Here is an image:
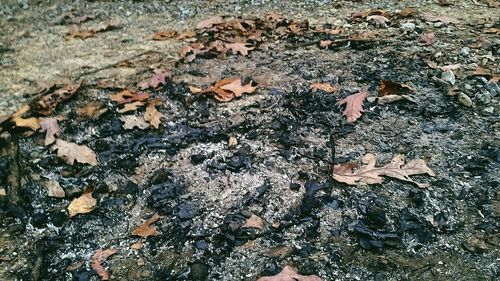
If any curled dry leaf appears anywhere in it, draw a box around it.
[144,100,165,129]
[33,81,82,115]
[68,187,97,217]
[40,118,61,146]
[132,213,161,238]
[91,248,118,281]
[335,91,368,123]
[109,89,149,105]
[242,214,265,229]
[422,14,459,25]
[10,105,40,131]
[379,80,414,96]
[196,16,224,29]
[333,153,436,188]
[257,265,323,281]
[137,70,171,90]
[119,115,150,130]
[219,78,257,98]
[418,32,436,45]
[75,101,108,119]
[310,82,338,93]
[52,139,98,166]
[152,30,177,40]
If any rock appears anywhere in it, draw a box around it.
[178,203,199,219]
[463,236,488,253]
[367,205,387,228]
[482,106,494,115]
[228,136,238,147]
[400,22,416,32]
[290,182,301,191]
[190,263,209,280]
[460,47,470,56]
[441,69,455,85]
[457,93,473,107]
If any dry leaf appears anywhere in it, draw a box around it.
[196,16,224,29]
[484,28,500,35]
[0,188,6,196]
[33,82,82,115]
[379,80,414,96]
[137,70,171,90]
[10,105,40,131]
[262,246,295,260]
[242,214,265,229]
[335,91,368,123]
[43,180,65,198]
[152,30,177,40]
[418,32,436,45]
[422,14,459,24]
[52,139,98,166]
[177,30,196,39]
[91,248,118,281]
[319,40,332,48]
[144,100,165,129]
[188,85,204,93]
[257,265,323,281]
[117,101,145,113]
[75,101,108,119]
[440,64,460,72]
[130,241,143,250]
[132,213,161,238]
[310,82,338,93]
[333,153,436,188]
[225,42,255,56]
[399,7,416,17]
[109,89,149,105]
[40,118,61,145]
[219,78,257,98]
[367,15,390,23]
[68,187,97,217]
[119,115,150,130]
[66,30,95,39]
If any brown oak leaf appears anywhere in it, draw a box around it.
[333,153,436,188]
[335,91,368,123]
[224,42,255,56]
[152,30,177,40]
[117,101,145,113]
[196,16,224,29]
[68,187,97,217]
[132,213,161,238]
[109,89,149,104]
[52,139,98,165]
[242,214,265,230]
[75,101,108,119]
[91,248,118,281]
[144,100,165,129]
[310,82,338,93]
[10,105,40,131]
[40,118,61,146]
[219,78,257,98]
[379,80,414,96]
[137,70,171,90]
[33,82,82,115]
[257,265,323,281]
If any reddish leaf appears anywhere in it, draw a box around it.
[152,30,177,40]
[132,213,161,238]
[335,91,368,123]
[40,118,61,146]
[137,70,171,90]
[91,248,118,281]
[219,78,257,98]
[33,82,82,115]
[109,89,149,104]
[224,42,255,56]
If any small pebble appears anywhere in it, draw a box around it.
[483,106,494,115]
[400,22,416,32]
[441,70,456,85]
[458,93,473,107]
[460,47,470,56]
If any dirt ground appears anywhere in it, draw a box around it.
[0,0,499,280]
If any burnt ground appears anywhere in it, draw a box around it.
[0,0,499,280]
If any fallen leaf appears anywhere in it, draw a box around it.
[440,64,461,72]
[176,30,196,39]
[10,105,40,131]
[33,82,82,115]
[137,70,171,90]
[219,78,257,98]
[422,14,459,24]
[66,30,95,39]
[333,153,436,188]
[52,139,98,166]
[144,100,165,129]
[366,15,390,24]
[257,265,323,281]
[109,89,149,104]
[310,82,338,93]
[117,101,145,113]
[132,213,161,238]
[75,101,108,119]
[335,91,368,123]
[225,42,255,56]
[39,118,61,145]
[188,85,204,93]
[66,261,84,272]
[418,32,436,45]
[130,241,143,250]
[484,28,500,35]
[119,115,150,130]
[319,40,332,48]
[43,180,65,198]
[152,30,177,40]
[379,80,414,96]
[399,7,416,17]
[0,188,6,196]
[68,187,97,217]
[91,248,118,281]
[242,214,265,229]
[196,16,224,29]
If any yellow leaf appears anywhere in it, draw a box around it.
[68,188,96,217]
